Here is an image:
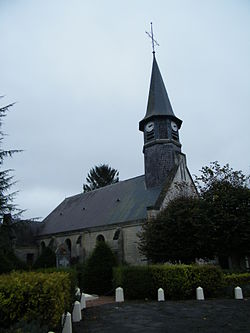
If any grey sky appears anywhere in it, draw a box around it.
[1,0,249,220]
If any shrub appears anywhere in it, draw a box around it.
[223,272,250,287]
[0,271,71,330]
[83,241,117,295]
[35,267,78,308]
[74,263,87,291]
[0,251,13,274]
[0,251,27,274]
[32,247,56,269]
[222,272,250,297]
[113,264,223,300]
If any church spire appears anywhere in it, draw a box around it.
[139,54,182,131]
[140,48,183,189]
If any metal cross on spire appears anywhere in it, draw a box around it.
[146,22,159,54]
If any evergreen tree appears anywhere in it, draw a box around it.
[83,241,117,294]
[83,164,119,192]
[0,100,22,221]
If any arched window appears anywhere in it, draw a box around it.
[48,238,54,249]
[65,238,72,254]
[96,234,105,242]
[40,241,46,252]
[113,229,120,240]
[76,235,82,246]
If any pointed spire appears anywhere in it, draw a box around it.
[139,55,181,131]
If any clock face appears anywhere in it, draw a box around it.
[171,121,178,132]
[145,122,154,132]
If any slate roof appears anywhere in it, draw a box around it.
[39,175,162,236]
[13,220,42,246]
[139,54,182,131]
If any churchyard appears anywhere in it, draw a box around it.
[1,261,250,333]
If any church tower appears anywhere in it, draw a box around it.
[139,53,183,188]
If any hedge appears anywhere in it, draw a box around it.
[223,272,250,287]
[113,264,223,300]
[222,272,250,297]
[0,271,71,330]
[34,267,78,306]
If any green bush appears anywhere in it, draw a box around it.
[35,267,78,308]
[0,251,13,274]
[113,264,223,300]
[0,271,71,330]
[222,272,250,297]
[32,247,56,269]
[223,272,250,287]
[74,263,87,291]
[83,241,117,295]
[0,251,27,274]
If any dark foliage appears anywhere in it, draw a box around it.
[139,162,250,264]
[1,319,48,333]
[83,163,119,192]
[0,100,22,221]
[83,241,117,294]
[114,264,223,300]
[201,181,250,258]
[32,247,56,269]
[139,196,213,263]
[195,161,249,194]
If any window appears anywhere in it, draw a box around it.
[65,238,72,254]
[76,235,82,246]
[113,229,120,240]
[40,241,46,252]
[146,131,155,141]
[96,234,105,242]
[26,253,34,266]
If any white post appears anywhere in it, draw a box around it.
[75,287,81,297]
[158,288,165,301]
[61,312,72,333]
[234,286,243,300]
[80,293,86,309]
[72,301,82,322]
[196,286,204,300]
[115,287,124,302]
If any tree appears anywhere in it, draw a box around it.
[83,241,117,294]
[0,100,22,221]
[195,161,249,194]
[195,162,250,262]
[139,161,250,266]
[139,196,213,264]
[83,164,119,192]
[33,246,56,269]
[0,100,25,270]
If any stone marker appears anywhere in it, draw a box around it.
[196,286,204,300]
[158,288,165,301]
[80,293,86,309]
[115,287,124,302]
[234,286,243,300]
[72,301,82,322]
[61,312,72,333]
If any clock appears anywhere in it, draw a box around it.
[171,121,178,132]
[145,122,154,132]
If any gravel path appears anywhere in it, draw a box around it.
[74,298,250,333]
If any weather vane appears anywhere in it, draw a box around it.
[145,22,159,54]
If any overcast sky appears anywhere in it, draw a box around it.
[1,0,249,220]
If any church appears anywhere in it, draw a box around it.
[31,51,197,266]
